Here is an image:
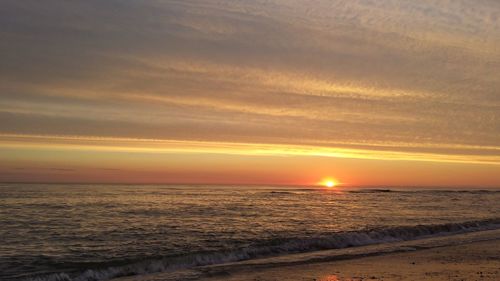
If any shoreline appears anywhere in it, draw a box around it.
[208,239,500,281]
[115,229,500,281]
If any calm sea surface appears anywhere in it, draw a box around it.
[0,184,499,280]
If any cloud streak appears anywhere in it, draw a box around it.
[1,134,499,165]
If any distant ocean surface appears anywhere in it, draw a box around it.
[1,184,499,281]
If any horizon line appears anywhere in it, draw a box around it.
[1,181,499,190]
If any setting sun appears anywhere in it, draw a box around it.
[319,178,337,188]
[325,180,336,188]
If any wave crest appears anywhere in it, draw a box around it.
[26,218,500,281]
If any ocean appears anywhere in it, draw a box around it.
[1,183,499,281]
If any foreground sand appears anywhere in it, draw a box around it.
[206,239,499,281]
[115,230,500,281]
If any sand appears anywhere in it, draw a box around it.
[115,230,500,281]
[206,239,500,281]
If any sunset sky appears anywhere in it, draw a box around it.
[1,0,499,187]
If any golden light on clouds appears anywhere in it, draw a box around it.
[1,134,499,165]
[0,1,499,186]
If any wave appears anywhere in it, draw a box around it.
[431,189,500,194]
[25,218,500,281]
[266,191,304,195]
[346,189,500,194]
[347,189,394,193]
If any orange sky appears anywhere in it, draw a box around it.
[0,134,498,187]
[0,1,499,187]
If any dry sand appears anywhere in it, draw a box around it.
[207,239,499,281]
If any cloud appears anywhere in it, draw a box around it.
[0,0,499,159]
[0,133,499,165]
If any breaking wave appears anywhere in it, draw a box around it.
[26,218,500,281]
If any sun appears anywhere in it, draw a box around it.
[319,178,337,188]
[325,180,336,188]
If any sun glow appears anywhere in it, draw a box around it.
[320,178,337,188]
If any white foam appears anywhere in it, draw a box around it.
[26,218,500,281]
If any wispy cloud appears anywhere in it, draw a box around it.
[1,134,499,165]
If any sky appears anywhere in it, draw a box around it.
[0,0,499,187]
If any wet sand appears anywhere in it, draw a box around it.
[115,230,500,281]
[208,239,500,281]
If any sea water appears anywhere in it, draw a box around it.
[0,183,499,280]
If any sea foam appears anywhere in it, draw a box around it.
[26,218,500,281]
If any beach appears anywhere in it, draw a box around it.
[115,229,500,281]
[207,238,500,281]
